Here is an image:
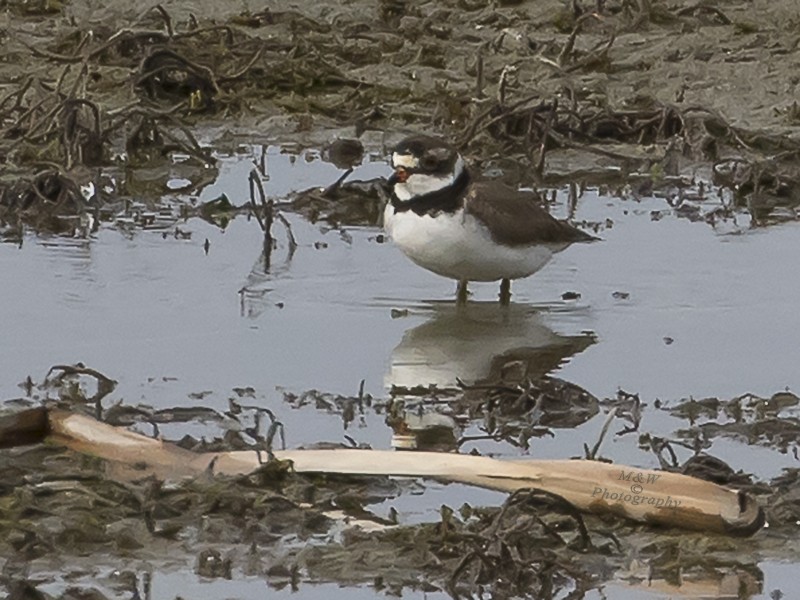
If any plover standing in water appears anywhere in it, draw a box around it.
[384,135,595,304]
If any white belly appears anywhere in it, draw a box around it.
[384,204,556,282]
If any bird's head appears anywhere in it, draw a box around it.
[388,135,465,202]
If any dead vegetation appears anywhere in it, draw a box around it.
[1,0,799,234]
[665,391,800,458]
[1,363,798,598]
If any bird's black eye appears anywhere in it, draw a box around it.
[420,153,439,171]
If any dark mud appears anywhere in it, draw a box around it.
[3,0,800,236]
[1,367,800,599]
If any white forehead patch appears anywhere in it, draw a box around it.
[392,152,419,169]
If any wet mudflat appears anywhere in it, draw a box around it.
[3,148,800,599]
[3,0,800,598]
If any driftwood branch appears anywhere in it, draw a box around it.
[0,409,764,536]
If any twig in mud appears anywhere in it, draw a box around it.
[61,98,102,169]
[264,420,286,454]
[248,169,271,231]
[496,65,517,107]
[156,123,211,161]
[682,106,757,152]
[458,433,508,448]
[252,410,286,463]
[357,379,366,398]
[29,160,69,174]
[10,66,91,154]
[548,129,638,161]
[107,107,213,163]
[458,92,543,148]
[645,435,681,470]
[533,100,558,183]
[491,488,592,550]
[66,62,90,100]
[44,364,115,385]
[534,54,562,71]
[73,31,92,56]
[173,25,236,45]
[558,12,602,67]
[322,167,353,198]
[675,4,732,25]
[43,363,118,408]
[249,169,274,270]
[615,391,642,436]
[447,549,492,596]
[749,164,763,228]
[217,44,266,83]
[655,105,678,141]
[23,43,85,64]
[474,46,485,99]
[85,30,170,62]
[23,170,87,219]
[584,406,617,460]
[633,0,652,26]
[569,33,615,73]
[357,379,366,408]
[0,76,34,115]
[150,4,175,37]
[253,144,268,177]
[110,103,185,121]
[11,96,53,140]
[56,64,73,97]
[135,48,220,107]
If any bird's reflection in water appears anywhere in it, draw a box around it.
[386,302,597,452]
[386,302,594,391]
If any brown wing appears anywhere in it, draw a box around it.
[464,182,596,247]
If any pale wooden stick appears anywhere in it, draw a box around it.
[33,410,759,536]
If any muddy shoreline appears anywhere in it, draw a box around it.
[3,0,800,234]
[2,371,799,599]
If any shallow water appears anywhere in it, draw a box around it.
[2,145,799,598]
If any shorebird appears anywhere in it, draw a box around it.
[383,135,595,305]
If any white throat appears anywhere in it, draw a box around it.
[393,157,465,202]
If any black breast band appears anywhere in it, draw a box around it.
[390,169,471,217]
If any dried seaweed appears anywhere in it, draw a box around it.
[4,362,800,597]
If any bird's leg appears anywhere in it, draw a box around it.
[456,280,469,305]
[499,278,511,306]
